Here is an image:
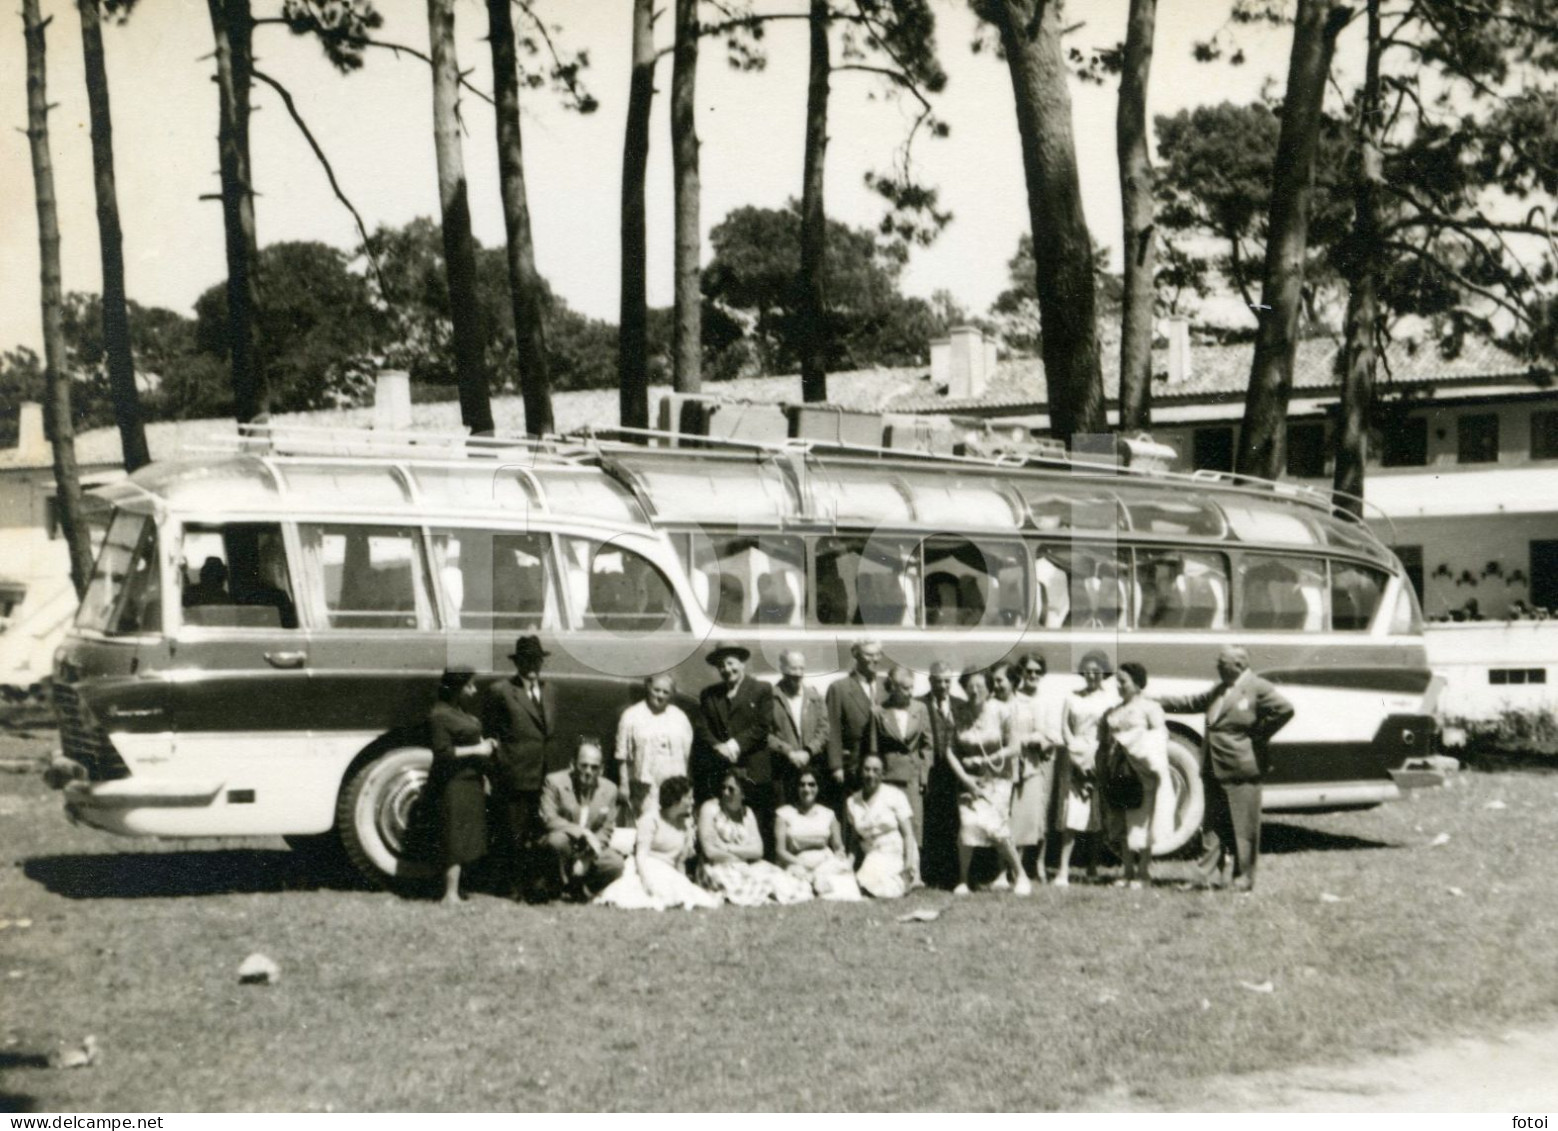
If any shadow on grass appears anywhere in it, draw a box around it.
[1261,821,1397,855]
[0,1092,39,1114]
[21,848,366,900]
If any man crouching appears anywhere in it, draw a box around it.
[540,737,624,900]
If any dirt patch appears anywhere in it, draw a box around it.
[1087,1020,1558,1111]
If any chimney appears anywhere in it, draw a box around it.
[1166,317,1193,385]
[16,402,47,462]
[948,325,989,400]
[929,336,951,391]
[373,370,412,431]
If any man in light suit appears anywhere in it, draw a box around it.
[872,665,934,844]
[826,638,885,808]
[482,634,558,897]
[693,640,775,846]
[768,649,829,807]
[539,738,624,899]
[919,661,970,889]
[1159,645,1294,892]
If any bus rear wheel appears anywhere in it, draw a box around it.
[337,746,441,889]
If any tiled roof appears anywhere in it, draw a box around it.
[886,336,1546,415]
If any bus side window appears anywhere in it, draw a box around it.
[430,529,561,632]
[1034,545,1127,628]
[1135,550,1229,630]
[1330,562,1385,631]
[180,522,297,630]
[921,537,1027,629]
[815,537,917,627]
[1238,555,1326,631]
[561,537,687,635]
[299,524,432,630]
[115,519,162,635]
[687,534,807,628]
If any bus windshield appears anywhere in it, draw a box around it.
[77,510,161,635]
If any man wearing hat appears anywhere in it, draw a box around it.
[693,640,776,853]
[482,635,559,897]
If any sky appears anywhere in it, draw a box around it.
[0,0,1311,357]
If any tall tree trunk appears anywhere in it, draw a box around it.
[797,0,830,404]
[427,0,494,436]
[1237,0,1350,480]
[23,0,92,598]
[487,0,554,437]
[618,0,654,431]
[78,0,149,472]
[670,0,702,395]
[991,0,1105,444]
[206,0,265,425]
[1116,0,1157,433]
[1333,0,1382,517]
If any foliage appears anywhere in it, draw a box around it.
[276,0,383,71]
[1450,708,1558,770]
[989,234,1124,354]
[703,204,954,374]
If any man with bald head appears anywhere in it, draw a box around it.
[1160,645,1294,893]
[768,649,829,806]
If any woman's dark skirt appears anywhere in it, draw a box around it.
[431,764,488,866]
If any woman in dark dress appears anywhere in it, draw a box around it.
[427,667,492,905]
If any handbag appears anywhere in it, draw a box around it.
[1102,750,1144,810]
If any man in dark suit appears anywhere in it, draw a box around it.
[768,648,828,807]
[919,660,970,889]
[825,637,885,808]
[693,640,775,849]
[481,635,557,897]
[872,664,934,845]
[539,738,624,899]
[1159,645,1295,893]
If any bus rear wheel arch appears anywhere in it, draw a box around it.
[336,745,441,889]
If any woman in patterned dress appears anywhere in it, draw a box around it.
[425,667,493,906]
[948,669,1030,896]
[596,775,721,910]
[1101,662,1175,889]
[1055,650,1119,886]
[846,751,920,898]
[697,769,813,907]
[774,768,861,900]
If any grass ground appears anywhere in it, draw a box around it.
[2,728,1557,1112]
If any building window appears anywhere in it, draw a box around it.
[1393,545,1424,606]
[1489,668,1547,686]
[1193,427,1235,473]
[1286,423,1327,478]
[1457,413,1499,464]
[1531,411,1558,461]
[1380,417,1428,467]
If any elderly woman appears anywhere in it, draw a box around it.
[1055,650,1119,887]
[846,751,920,898]
[597,775,721,910]
[948,668,1031,896]
[775,769,861,901]
[425,666,493,906]
[697,768,814,907]
[1005,653,1065,884]
[1101,661,1175,889]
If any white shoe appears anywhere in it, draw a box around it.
[991,873,1011,891]
[1013,876,1033,897]
[953,883,971,896]
[1053,876,1070,888]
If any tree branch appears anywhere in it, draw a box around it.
[251,68,388,296]
[358,37,496,106]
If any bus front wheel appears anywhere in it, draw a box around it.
[337,746,440,889]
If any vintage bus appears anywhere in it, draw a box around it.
[50,424,1442,886]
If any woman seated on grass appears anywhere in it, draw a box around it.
[697,769,813,907]
[775,769,861,900]
[596,775,721,911]
[846,751,920,899]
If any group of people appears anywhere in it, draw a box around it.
[421,632,1294,909]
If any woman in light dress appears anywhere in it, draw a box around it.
[774,768,861,901]
[948,669,1030,896]
[596,775,721,910]
[1005,654,1066,884]
[1100,662,1176,888]
[1055,651,1119,887]
[697,768,813,907]
[845,751,920,899]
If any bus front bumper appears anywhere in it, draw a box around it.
[63,777,226,835]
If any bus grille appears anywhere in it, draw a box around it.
[51,684,130,783]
